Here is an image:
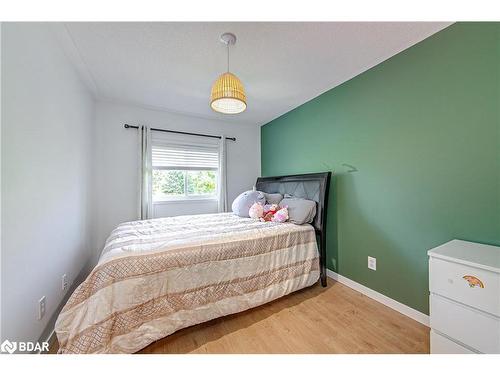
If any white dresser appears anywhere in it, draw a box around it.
[428,239,500,354]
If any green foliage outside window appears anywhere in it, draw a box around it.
[187,171,216,195]
[153,170,184,195]
[152,169,216,200]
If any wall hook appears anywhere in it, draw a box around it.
[342,163,358,173]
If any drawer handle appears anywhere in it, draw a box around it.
[462,275,484,288]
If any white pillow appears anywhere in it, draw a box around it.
[263,192,283,205]
[279,197,316,224]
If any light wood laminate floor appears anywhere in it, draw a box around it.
[49,278,429,354]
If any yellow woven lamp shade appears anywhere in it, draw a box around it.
[210,72,247,114]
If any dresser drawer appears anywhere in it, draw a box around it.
[430,330,477,354]
[429,257,500,316]
[430,294,500,353]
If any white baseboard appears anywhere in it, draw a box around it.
[327,270,429,327]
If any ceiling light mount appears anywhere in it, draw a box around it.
[220,32,236,46]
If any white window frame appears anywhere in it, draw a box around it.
[151,142,219,204]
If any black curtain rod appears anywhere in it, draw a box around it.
[124,124,236,141]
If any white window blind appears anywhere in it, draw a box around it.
[152,144,219,171]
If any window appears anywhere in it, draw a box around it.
[152,143,219,202]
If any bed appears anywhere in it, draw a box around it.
[55,172,331,354]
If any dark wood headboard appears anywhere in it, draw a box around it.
[255,172,332,287]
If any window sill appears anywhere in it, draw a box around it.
[153,198,218,205]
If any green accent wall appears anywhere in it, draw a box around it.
[260,23,500,314]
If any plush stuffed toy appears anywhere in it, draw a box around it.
[232,190,266,217]
[248,202,264,219]
[248,201,289,223]
[263,203,278,213]
[260,204,279,222]
[271,206,289,223]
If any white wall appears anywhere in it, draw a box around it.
[1,23,95,345]
[153,199,219,218]
[0,24,261,346]
[92,101,261,262]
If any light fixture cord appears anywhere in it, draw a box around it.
[226,42,230,72]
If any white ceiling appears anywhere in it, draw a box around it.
[62,22,451,126]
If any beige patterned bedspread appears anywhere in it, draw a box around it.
[55,213,319,354]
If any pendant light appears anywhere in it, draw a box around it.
[210,33,247,114]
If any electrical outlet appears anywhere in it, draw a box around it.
[368,256,377,271]
[62,274,68,291]
[38,296,46,320]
